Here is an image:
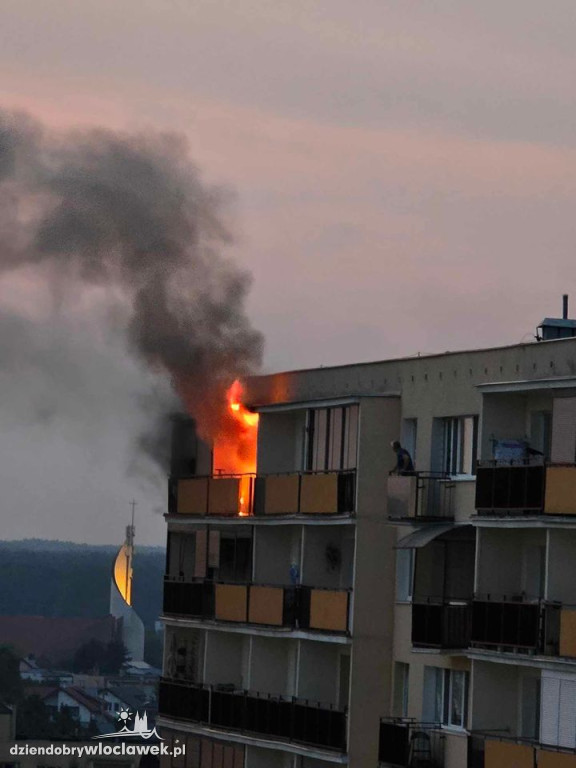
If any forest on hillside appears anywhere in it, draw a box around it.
[0,540,165,630]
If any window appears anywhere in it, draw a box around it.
[217,532,252,582]
[395,549,414,602]
[423,667,468,729]
[443,417,478,475]
[306,405,359,472]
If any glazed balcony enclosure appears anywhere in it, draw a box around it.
[158,678,347,752]
[164,578,351,635]
[169,470,356,518]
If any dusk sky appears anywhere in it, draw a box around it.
[1,1,576,544]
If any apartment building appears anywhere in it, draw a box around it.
[158,310,576,768]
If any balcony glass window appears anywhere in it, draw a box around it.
[393,662,410,717]
[443,416,478,475]
[216,532,252,583]
[423,667,469,729]
[306,405,359,472]
[395,549,414,602]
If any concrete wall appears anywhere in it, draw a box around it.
[471,661,520,734]
[204,632,247,688]
[245,745,293,768]
[301,525,354,589]
[250,636,296,697]
[476,528,546,599]
[347,397,401,768]
[257,411,306,474]
[548,529,576,603]
[253,526,300,585]
[297,640,341,705]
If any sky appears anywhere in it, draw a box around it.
[1,0,576,544]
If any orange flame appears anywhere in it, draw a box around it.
[213,379,259,515]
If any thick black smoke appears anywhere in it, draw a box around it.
[0,110,264,464]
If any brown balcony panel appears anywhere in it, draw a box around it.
[263,475,300,515]
[309,589,348,632]
[248,586,284,626]
[485,740,533,768]
[300,473,339,515]
[539,751,576,768]
[215,584,248,622]
[545,466,576,516]
[176,478,208,515]
[208,478,241,516]
[560,609,576,658]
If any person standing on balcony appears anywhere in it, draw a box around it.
[390,441,415,475]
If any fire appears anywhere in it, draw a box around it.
[213,379,259,515]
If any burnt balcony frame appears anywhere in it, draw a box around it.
[378,718,445,767]
[163,577,352,635]
[158,678,347,752]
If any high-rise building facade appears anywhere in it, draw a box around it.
[158,322,576,768]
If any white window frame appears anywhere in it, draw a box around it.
[443,416,478,476]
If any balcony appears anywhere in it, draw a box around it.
[469,734,576,768]
[378,718,445,767]
[163,578,351,634]
[470,598,563,655]
[475,462,545,516]
[169,470,356,517]
[388,473,455,520]
[158,678,347,752]
[475,461,576,517]
[254,470,356,516]
[412,601,472,650]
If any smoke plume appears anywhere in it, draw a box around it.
[0,109,264,472]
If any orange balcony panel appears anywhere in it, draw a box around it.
[538,749,576,768]
[309,590,348,632]
[545,467,576,516]
[560,609,576,658]
[300,473,338,515]
[177,478,208,516]
[263,475,300,515]
[248,586,284,626]
[208,478,241,516]
[485,740,533,768]
[214,584,248,622]
[539,751,576,768]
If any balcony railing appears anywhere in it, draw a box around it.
[412,601,472,649]
[475,461,576,518]
[470,598,563,654]
[388,473,454,520]
[163,578,351,634]
[469,733,576,768]
[158,678,347,752]
[169,470,356,517]
[475,462,545,516]
[378,718,445,767]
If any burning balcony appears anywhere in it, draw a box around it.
[378,718,445,767]
[158,678,347,752]
[163,578,351,634]
[412,601,472,649]
[388,473,455,520]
